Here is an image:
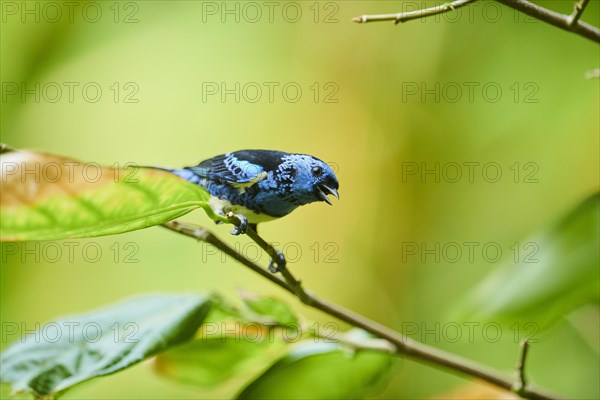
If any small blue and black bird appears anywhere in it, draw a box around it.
[163,150,339,234]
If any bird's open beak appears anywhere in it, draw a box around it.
[316,184,339,205]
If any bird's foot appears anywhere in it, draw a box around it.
[227,212,248,235]
[268,248,286,273]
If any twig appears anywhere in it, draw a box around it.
[568,0,590,27]
[162,220,289,292]
[353,0,600,44]
[352,0,476,24]
[513,339,531,396]
[162,219,562,400]
[313,329,398,354]
[494,0,599,43]
[226,213,312,304]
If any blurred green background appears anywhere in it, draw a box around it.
[1,0,599,398]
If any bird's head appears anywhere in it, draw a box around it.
[277,154,339,206]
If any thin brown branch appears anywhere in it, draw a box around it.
[162,219,562,400]
[494,0,599,43]
[513,339,531,395]
[353,0,476,24]
[162,220,290,293]
[353,0,600,44]
[225,212,311,303]
[568,0,590,27]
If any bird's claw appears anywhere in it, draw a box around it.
[224,212,284,272]
[268,249,286,273]
[229,213,248,235]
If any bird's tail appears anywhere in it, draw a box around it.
[138,165,203,185]
[136,164,173,172]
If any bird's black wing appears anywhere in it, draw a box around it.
[186,150,288,186]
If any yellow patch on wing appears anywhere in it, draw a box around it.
[231,171,268,194]
[228,205,278,224]
[207,195,276,224]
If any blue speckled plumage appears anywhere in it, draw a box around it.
[169,150,339,224]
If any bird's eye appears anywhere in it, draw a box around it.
[311,166,323,176]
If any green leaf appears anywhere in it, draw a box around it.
[155,295,292,390]
[1,383,34,400]
[155,336,285,390]
[236,332,396,400]
[0,147,218,241]
[240,291,299,327]
[457,193,600,329]
[1,294,212,398]
[206,295,247,322]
